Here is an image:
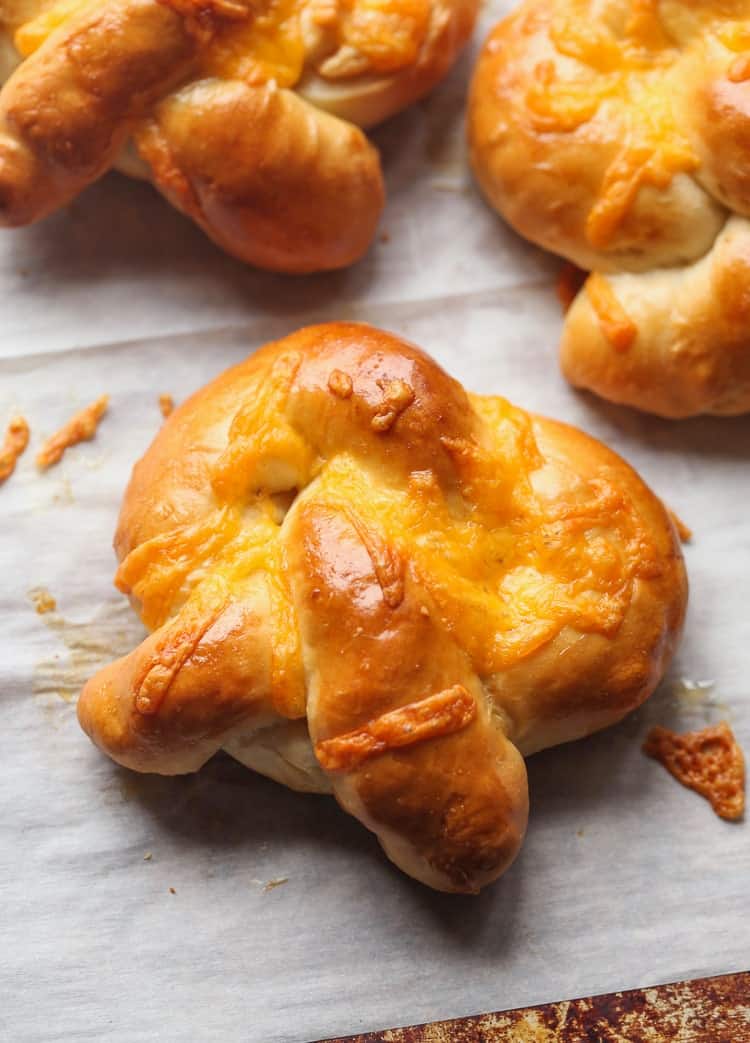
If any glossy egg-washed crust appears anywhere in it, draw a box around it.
[468,0,750,417]
[0,0,477,272]
[78,323,687,893]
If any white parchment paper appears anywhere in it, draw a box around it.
[1,3,748,1040]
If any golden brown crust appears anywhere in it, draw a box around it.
[134,80,384,272]
[496,415,686,754]
[561,217,750,417]
[0,0,476,269]
[78,576,282,774]
[286,499,528,891]
[0,0,197,225]
[468,0,750,417]
[78,322,686,891]
[644,722,745,821]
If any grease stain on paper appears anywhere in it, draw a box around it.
[32,595,145,704]
[669,678,732,722]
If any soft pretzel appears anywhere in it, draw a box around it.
[78,322,687,892]
[468,0,750,417]
[0,0,477,271]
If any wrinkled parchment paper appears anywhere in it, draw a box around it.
[1,3,748,1039]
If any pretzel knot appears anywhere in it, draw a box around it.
[0,0,477,271]
[469,0,750,417]
[77,323,686,892]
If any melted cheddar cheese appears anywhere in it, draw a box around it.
[13,0,430,88]
[315,685,477,772]
[644,722,745,820]
[113,365,659,709]
[115,349,659,720]
[13,0,91,55]
[585,272,638,351]
[338,0,429,73]
[521,0,750,248]
[199,0,306,88]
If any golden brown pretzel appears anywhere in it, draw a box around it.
[79,323,686,892]
[468,0,750,417]
[0,0,477,271]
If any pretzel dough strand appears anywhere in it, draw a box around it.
[0,415,29,485]
[12,0,436,90]
[302,429,657,678]
[134,584,232,714]
[586,137,699,250]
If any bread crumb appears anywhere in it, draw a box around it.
[264,877,288,893]
[37,396,109,471]
[586,273,638,353]
[30,588,56,614]
[169,886,176,894]
[371,378,415,433]
[143,852,153,861]
[328,370,353,399]
[0,415,30,485]
[159,394,174,418]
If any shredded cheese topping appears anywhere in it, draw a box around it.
[315,684,477,771]
[36,395,109,471]
[13,0,431,88]
[522,0,735,248]
[0,415,30,485]
[114,350,660,718]
[585,272,638,352]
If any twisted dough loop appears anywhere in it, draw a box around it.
[0,0,477,270]
[468,0,750,416]
[78,323,686,892]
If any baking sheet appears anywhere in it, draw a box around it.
[1,2,748,1040]
[319,972,750,1042]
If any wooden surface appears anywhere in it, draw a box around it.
[319,971,750,1042]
